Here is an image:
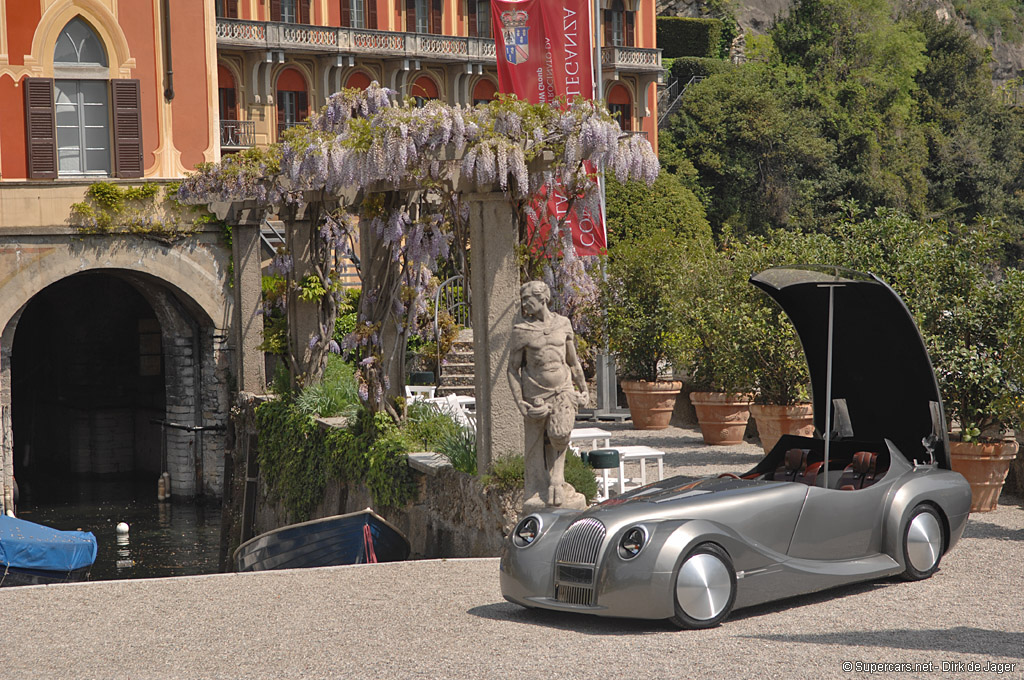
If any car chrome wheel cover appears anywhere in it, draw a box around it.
[675,553,732,621]
[906,512,942,572]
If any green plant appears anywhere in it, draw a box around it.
[294,354,360,418]
[657,17,724,58]
[482,453,597,504]
[404,399,461,449]
[602,231,694,382]
[69,181,209,242]
[436,425,477,474]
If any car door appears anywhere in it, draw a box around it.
[786,482,889,560]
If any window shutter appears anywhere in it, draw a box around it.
[406,0,415,32]
[625,11,634,47]
[367,0,377,29]
[467,0,477,37]
[23,77,57,179]
[298,91,309,121]
[225,0,239,17]
[340,0,350,26]
[271,0,282,21]
[111,79,143,178]
[604,10,612,46]
[431,0,441,34]
[298,0,311,23]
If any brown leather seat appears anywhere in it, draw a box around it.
[774,448,809,482]
[794,461,823,486]
[838,451,878,490]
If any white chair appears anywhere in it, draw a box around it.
[405,384,437,402]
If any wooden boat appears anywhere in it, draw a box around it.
[0,515,97,587]
[233,508,410,572]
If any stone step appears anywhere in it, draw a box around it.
[436,385,475,397]
[440,362,474,377]
[444,349,474,362]
[439,375,475,388]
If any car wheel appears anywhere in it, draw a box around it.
[669,543,736,629]
[901,504,944,581]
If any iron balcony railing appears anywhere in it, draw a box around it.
[216,19,659,72]
[220,120,256,148]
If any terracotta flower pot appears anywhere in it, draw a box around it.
[690,391,754,445]
[750,403,815,454]
[949,438,1020,512]
[620,380,683,430]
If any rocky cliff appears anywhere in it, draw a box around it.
[656,0,1024,83]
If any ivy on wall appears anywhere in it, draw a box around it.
[70,181,219,244]
[255,399,416,522]
[657,17,724,59]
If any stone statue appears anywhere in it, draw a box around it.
[507,281,589,512]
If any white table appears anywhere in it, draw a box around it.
[569,426,612,451]
[405,385,437,401]
[614,445,666,494]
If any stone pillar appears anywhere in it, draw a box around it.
[232,222,266,392]
[468,193,524,474]
[284,205,321,385]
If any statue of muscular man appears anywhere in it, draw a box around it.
[507,281,589,512]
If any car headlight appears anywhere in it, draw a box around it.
[619,526,648,559]
[513,515,542,548]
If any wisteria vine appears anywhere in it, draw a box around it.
[179,83,658,418]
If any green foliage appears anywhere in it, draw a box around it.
[404,399,462,450]
[333,287,361,347]
[256,400,416,521]
[69,181,209,242]
[298,274,327,302]
[482,453,597,504]
[294,355,360,418]
[604,171,713,247]
[669,56,734,86]
[436,425,478,474]
[952,0,1024,44]
[603,231,695,382]
[657,16,724,58]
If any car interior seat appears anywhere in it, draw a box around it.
[837,450,879,490]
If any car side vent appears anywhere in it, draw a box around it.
[555,518,606,566]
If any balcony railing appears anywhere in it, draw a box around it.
[217,19,497,63]
[220,120,256,148]
[216,19,645,71]
[601,46,662,73]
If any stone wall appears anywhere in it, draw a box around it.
[220,395,522,570]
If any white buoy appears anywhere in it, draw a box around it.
[116,522,130,534]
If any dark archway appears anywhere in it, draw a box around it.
[11,273,165,500]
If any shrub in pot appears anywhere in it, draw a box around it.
[602,231,691,429]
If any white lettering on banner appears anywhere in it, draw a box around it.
[563,7,580,97]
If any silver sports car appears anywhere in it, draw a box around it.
[500,266,972,628]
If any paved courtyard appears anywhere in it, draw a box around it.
[0,426,1021,679]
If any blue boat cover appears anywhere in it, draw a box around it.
[0,515,98,572]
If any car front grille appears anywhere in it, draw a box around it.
[554,518,606,606]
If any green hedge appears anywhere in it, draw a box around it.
[657,17,723,58]
[670,56,734,85]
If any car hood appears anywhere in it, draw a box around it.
[590,475,787,510]
[749,266,949,469]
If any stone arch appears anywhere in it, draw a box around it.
[28,1,136,78]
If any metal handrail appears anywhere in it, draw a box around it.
[434,274,471,374]
[658,75,705,128]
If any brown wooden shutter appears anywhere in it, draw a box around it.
[467,0,477,37]
[298,91,309,121]
[340,0,350,26]
[406,0,415,32]
[431,0,441,34]
[367,0,377,28]
[604,10,612,46]
[625,11,634,47]
[111,79,143,178]
[24,77,57,179]
[224,0,239,17]
[298,0,311,23]
[271,0,282,21]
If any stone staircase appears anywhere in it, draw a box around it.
[436,329,475,399]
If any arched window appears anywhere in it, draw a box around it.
[607,84,631,132]
[472,79,496,105]
[411,76,438,107]
[276,68,309,138]
[346,72,372,90]
[605,0,634,48]
[24,17,141,179]
[54,18,111,176]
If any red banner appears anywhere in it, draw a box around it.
[492,0,606,256]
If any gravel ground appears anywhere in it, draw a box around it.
[0,426,1020,679]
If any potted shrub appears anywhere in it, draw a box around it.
[682,250,756,444]
[602,231,690,429]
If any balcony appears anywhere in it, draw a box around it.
[601,46,662,75]
[220,120,256,148]
[215,19,660,73]
[216,19,496,63]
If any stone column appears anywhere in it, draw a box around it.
[468,193,524,474]
[284,204,321,385]
[232,222,266,392]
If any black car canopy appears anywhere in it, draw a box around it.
[750,266,950,469]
